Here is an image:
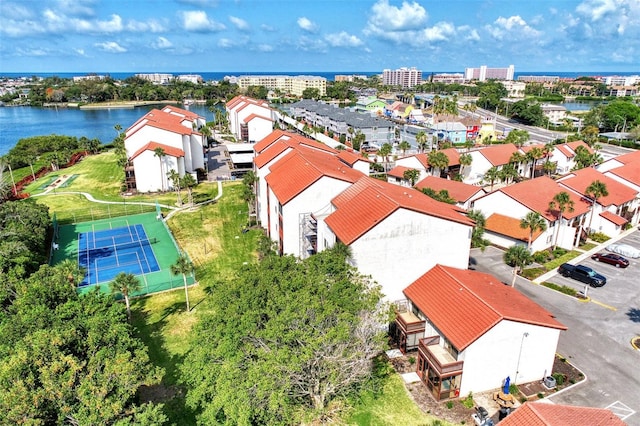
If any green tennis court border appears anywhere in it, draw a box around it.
[51,212,195,296]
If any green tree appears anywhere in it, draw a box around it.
[180,173,197,205]
[302,88,320,99]
[167,169,182,206]
[504,245,533,287]
[109,272,141,321]
[526,146,544,178]
[548,191,575,249]
[415,130,429,152]
[468,209,488,250]
[181,247,386,424]
[378,143,393,171]
[505,129,530,148]
[519,211,547,251]
[427,151,449,176]
[153,147,166,191]
[459,153,472,178]
[398,140,411,155]
[171,253,195,312]
[403,168,420,186]
[585,180,608,233]
[483,166,501,191]
[421,187,456,204]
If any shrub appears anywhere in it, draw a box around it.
[542,282,578,297]
[552,247,567,258]
[446,401,454,409]
[509,384,520,396]
[462,392,474,409]
[533,250,551,263]
[537,392,544,399]
[408,356,416,365]
[552,373,566,386]
[522,267,547,280]
[589,232,611,243]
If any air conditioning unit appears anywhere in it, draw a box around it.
[543,376,556,389]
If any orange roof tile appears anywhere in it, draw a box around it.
[387,165,414,179]
[496,176,590,221]
[499,401,626,426]
[612,150,640,165]
[556,140,592,159]
[337,150,370,166]
[607,162,640,186]
[126,108,199,138]
[412,153,431,169]
[415,176,485,203]
[325,178,472,245]
[558,168,638,207]
[130,141,184,161]
[253,130,336,155]
[265,148,364,205]
[439,148,461,166]
[485,213,544,242]
[161,105,199,120]
[244,113,273,123]
[478,143,519,166]
[403,265,566,351]
[600,210,628,226]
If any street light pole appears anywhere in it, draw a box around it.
[514,332,529,386]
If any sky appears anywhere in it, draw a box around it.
[1,0,639,74]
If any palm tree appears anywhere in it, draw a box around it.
[519,212,547,251]
[467,209,488,250]
[181,173,197,205]
[171,253,195,312]
[504,245,533,287]
[200,124,212,147]
[459,153,472,179]
[153,147,166,191]
[427,151,449,177]
[483,166,501,191]
[585,180,608,233]
[542,160,556,177]
[548,191,575,249]
[0,156,17,197]
[378,143,393,172]
[415,131,428,152]
[109,272,141,321]
[526,147,544,179]
[398,140,411,156]
[403,169,420,186]
[167,169,182,206]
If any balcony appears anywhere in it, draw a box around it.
[418,336,463,376]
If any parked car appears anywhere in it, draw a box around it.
[606,243,640,258]
[558,263,607,287]
[591,252,630,268]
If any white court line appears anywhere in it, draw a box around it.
[605,401,636,421]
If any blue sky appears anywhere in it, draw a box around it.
[1,0,638,73]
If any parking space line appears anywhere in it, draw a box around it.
[605,401,636,421]
[589,298,617,311]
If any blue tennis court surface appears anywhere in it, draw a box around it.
[78,224,160,286]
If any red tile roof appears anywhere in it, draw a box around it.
[600,210,628,226]
[611,149,640,165]
[325,178,472,245]
[558,168,638,207]
[499,401,626,426]
[265,147,364,205]
[412,153,430,169]
[555,140,592,159]
[403,265,566,351]
[161,105,199,120]
[485,213,544,242]
[126,108,199,138]
[387,165,414,179]
[415,176,485,203]
[130,141,184,161]
[439,148,461,166]
[496,176,590,221]
[337,150,370,166]
[478,143,519,166]
[606,162,640,186]
[253,130,336,155]
[244,113,273,123]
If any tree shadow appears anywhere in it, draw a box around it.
[626,307,640,323]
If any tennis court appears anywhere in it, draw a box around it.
[51,212,194,296]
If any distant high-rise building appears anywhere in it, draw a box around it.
[135,73,174,84]
[382,67,422,88]
[464,65,514,81]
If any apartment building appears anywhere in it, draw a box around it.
[382,67,422,88]
[464,65,515,81]
[234,75,327,96]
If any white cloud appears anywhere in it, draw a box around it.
[458,25,480,41]
[16,47,48,57]
[576,0,618,21]
[152,37,173,49]
[421,21,455,42]
[94,41,126,53]
[180,10,225,32]
[486,15,541,40]
[367,0,427,31]
[230,16,249,30]
[56,0,96,17]
[261,24,276,32]
[1,3,33,20]
[297,17,318,32]
[73,48,86,56]
[324,31,363,47]
[126,19,166,33]
[255,44,274,52]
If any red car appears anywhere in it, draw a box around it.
[591,252,630,268]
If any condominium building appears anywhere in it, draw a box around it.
[334,74,369,82]
[464,65,515,81]
[234,75,327,97]
[430,73,465,84]
[382,67,422,88]
[135,73,174,84]
[176,74,203,84]
[517,75,560,83]
[602,75,640,86]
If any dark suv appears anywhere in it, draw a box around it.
[558,263,607,287]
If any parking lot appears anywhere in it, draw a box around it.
[471,229,640,425]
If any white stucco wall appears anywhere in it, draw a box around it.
[352,160,371,176]
[395,157,429,180]
[467,152,494,185]
[126,127,183,158]
[247,118,273,144]
[132,151,180,193]
[280,177,353,257]
[458,320,561,396]
[348,209,472,302]
[256,149,293,227]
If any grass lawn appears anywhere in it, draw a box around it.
[348,375,448,426]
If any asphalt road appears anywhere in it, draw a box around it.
[470,238,640,425]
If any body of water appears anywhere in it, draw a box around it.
[0,104,214,156]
